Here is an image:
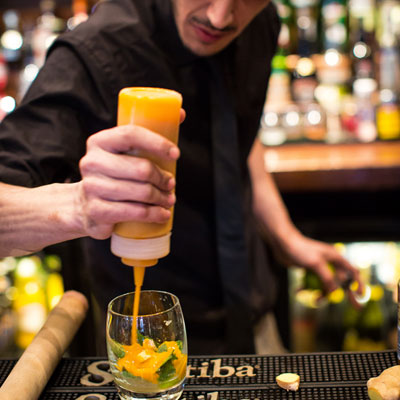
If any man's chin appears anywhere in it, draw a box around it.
[182,39,229,57]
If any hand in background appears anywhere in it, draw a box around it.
[274,230,364,307]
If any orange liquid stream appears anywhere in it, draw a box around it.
[132,266,145,344]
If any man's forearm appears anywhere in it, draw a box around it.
[0,182,85,257]
[247,138,301,248]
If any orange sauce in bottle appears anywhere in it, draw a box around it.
[110,87,182,344]
[112,87,182,259]
[111,87,182,269]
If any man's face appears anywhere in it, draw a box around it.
[172,0,270,56]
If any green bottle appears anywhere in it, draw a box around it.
[321,0,348,53]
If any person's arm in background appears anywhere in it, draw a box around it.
[248,136,363,297]
[0,125,179,258]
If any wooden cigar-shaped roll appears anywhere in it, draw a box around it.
[0,290,88,400]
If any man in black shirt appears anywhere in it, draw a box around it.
[0,0,361,355]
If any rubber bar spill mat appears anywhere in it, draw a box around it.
[0,350,397,399]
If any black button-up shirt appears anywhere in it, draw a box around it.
[0,0,280,354]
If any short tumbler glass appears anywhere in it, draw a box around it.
[106,291,187,400]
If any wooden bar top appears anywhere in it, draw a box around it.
[264,141,400,192]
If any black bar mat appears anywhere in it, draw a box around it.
[0,350,397,399]
[37,387,371,400]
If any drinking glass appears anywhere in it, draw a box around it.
[106,291,187,400]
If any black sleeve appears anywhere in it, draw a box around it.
[0,43,116,187]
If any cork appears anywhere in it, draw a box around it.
[0,290,89,400]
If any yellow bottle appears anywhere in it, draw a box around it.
[110,87,182,268]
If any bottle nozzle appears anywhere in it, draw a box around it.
[121,258,158,268]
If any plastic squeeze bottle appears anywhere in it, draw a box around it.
[110,87,182,283]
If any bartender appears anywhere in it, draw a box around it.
[0,0,362,355]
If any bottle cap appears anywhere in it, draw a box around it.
[111,232,171,263]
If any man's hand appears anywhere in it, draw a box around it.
[273,230,364,306]
[77,124,180,240]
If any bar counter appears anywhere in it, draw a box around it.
[0,350,397,399]
[264,141,400,192]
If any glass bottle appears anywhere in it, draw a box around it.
[273,0,296,55]
[349,0,376,80]
[352,77,377,142]
[0,10,23,64]
[397,279,399,364]
[291,0,319,57]
[259,52,292,146]
[321,0,348,53]
[31,0,65,68]
[376,89,400,140]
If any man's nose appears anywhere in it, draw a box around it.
[206,0,235,30]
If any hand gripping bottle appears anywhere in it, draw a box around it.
[110,87,182,270]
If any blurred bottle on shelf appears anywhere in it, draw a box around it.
[397,279,399,364]
[375,0,400,140]
[259,110,286,146]
[31,0,65,68]
[352,77,378,142]
[67,0,89,31]
[291,51,330,142]
[12,256,48,350]
[43,254,64,310]
[302,102,326,141]
[259,52,292,146]
[346,0,378,142]
[4,253,65,352]
[291,0,319,57]
[349,0,376,80]
[0,55,17,121]
[0,54,10,121]
[376,89,400,141]
[315,48,352,87]
[320,0,348,53]
[0,258,17,356]
[376,0,400,62]
[314,50,350,143]
[281,103,303,142]
[274,0,296,55]
[0,9,22,117]
[291,55,318,107]
[0,10,23,65]
[376,25,400,142]
[0,54,7,94]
